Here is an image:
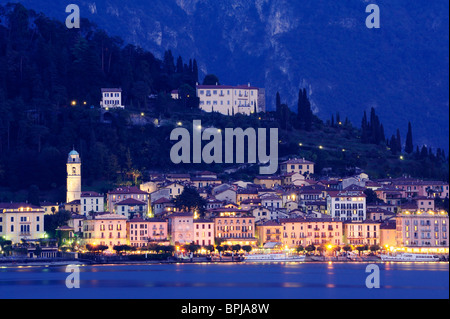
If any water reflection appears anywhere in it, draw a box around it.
[0,262,447,299]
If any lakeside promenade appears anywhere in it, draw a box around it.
[1,254,448,267]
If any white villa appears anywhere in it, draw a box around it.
[196,83,263,116]
[100,88,124,109]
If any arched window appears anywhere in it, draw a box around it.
[72,167,76,174]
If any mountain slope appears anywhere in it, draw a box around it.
[6,0,450,150]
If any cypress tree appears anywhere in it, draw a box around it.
[193,59,199,84]
[304,93,312,131]
[405,122,413,154]
[276,92,281,118]
[396,129,402,153]
[176,56,183,73]
[361,111,368,143]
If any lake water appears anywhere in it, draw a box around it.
[0,262,448,299]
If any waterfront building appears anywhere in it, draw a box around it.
[256,220,283,246]
[82,213,127,249]
[326,190,366,221]
[343,220,380,246]
[214,213,257,246]
[279,217,343,249]
[395,210,449,253]
[168,212,194,245]
[193,219,215,246]
[128,218,151,248]
[0,203,45,244]
[379,220,397,249]
[147,218,169,243]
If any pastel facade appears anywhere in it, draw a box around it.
[253,176,282,189]
[168,213,194,245]
[279,217,343,248]
[107,186,149,214]
[214,215,256,246]
[193,219,215,246]
[65,200,81,214]
[127,218,168,248]
[148,218,169,242]
[196,84,260,116]
[279,159,315,176]
[343,221,380,246]
[395,210,448,252]
[256,220,283,245]
[40,202,59,215]
[0,203,45,244]
[82,213,127,249]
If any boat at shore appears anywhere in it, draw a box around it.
[381,252,441,262]
[243,242,306,263]
[243,252,306,263]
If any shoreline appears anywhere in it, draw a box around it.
[1,256,448,268]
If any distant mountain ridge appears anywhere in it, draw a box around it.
[6,0,450,150]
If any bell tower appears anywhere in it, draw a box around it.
[66,149,81,203]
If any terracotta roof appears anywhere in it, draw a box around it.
[81,191,102,197]
[196,84,259,90]
[0,202,43,211]
[281,158,315,165]
[194,219,214,223]
[260,220,281,226]
[108,186,148,195]
[279,217,338,223]
[128,217,147,223]
[101,88,122,92]
[152,197,172,204]
[116,198,147,206]
[66,200,81,205]
[168,212,194,218]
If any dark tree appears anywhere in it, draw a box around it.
[202,74,220,85]
[174,186,207,216]
[405,122,413,154]
[396,129,402,154]
[276,91,281,118]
